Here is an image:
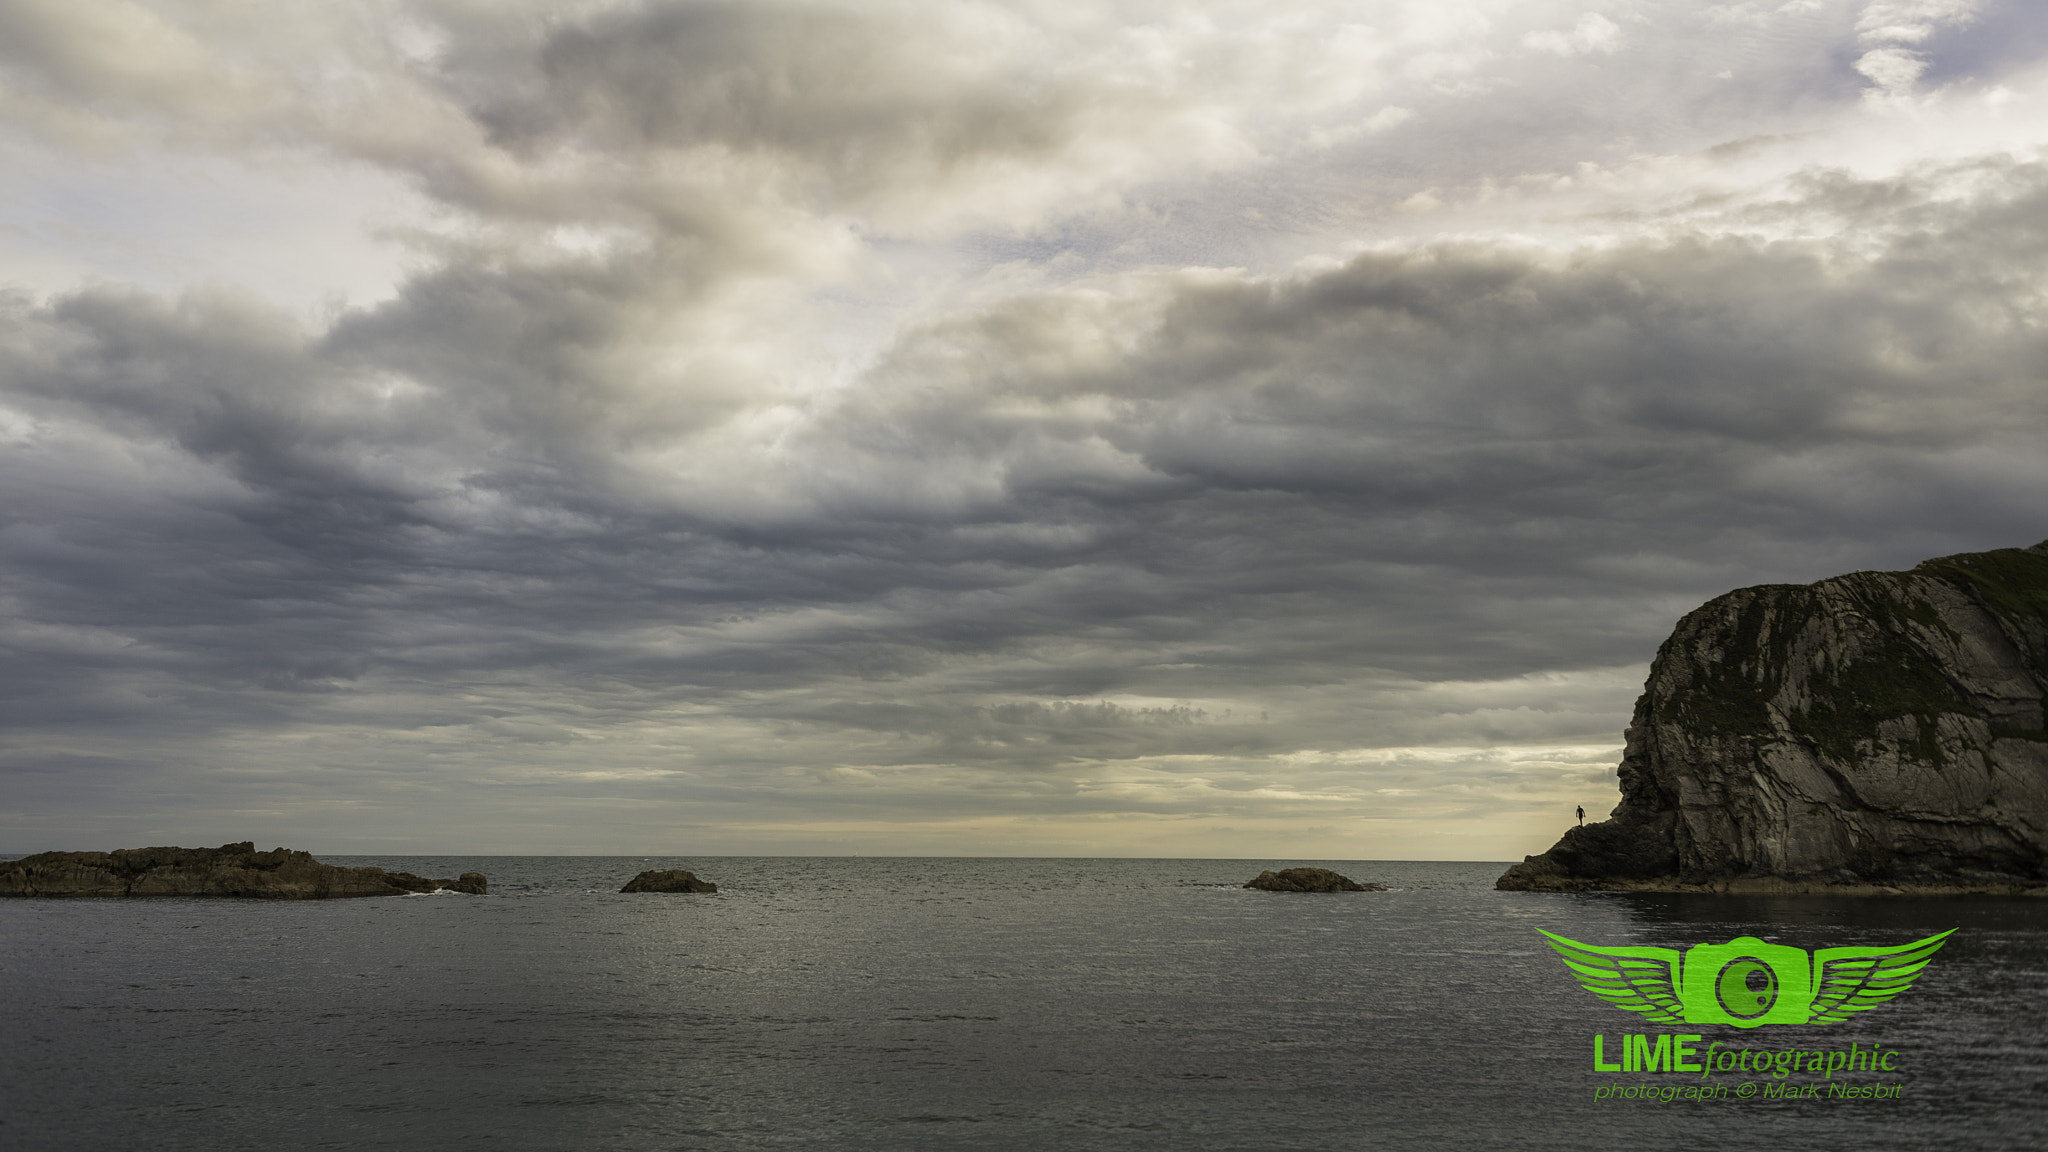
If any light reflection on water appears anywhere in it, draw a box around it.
[2,857,2042,1150]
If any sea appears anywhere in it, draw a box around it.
[1,856,2043,1151]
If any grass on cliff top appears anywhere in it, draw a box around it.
[1916,544,2048,630]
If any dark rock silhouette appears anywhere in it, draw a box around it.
[620,869,718,893]
[1246,867,1382,892]
[1500,542,2048,894]
[0,842,487,898]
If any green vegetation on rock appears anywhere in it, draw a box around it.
[1793,580,1973,765]
[1649,588,1795,739]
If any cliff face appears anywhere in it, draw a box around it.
[0,842,488,898]
[1499,543,2048,893]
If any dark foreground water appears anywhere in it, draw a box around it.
[2,857,2044,1150]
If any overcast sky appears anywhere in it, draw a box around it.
[2,0,2044,857]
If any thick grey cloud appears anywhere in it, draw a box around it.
[2,1,2045,854]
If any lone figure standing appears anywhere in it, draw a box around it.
[1576,805,1585,826]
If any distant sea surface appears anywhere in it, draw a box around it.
[2,856,2044,1150]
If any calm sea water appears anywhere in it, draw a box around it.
[2,857,2043,1150]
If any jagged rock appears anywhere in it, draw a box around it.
[1499,542,2048,894]
[1246,867,1382,892]
[620,869,718,893]
[378,870,490,896]
[0,842,488,898]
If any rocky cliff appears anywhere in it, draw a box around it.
[1499,542,2048,894]
[0,842,488,898]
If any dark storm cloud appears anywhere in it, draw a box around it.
[2,0,2040,852]
[799,156,2048,638]
[6,156,2045,801]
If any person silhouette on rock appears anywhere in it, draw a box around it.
[1576,805,1585,826]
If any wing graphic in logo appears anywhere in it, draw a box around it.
[1538,929,1686,1025]
[1805,929,1955,1024]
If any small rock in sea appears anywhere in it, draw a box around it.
[1245,867,1383,892]
[620,869,718,893]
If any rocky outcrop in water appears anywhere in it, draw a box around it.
[620,869,718,893]
[1246,867,1381,892]
[1499,543,2048,894]
[0,842,487,898]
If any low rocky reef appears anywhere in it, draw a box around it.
[0,842,487,899]
[1500,541,2048,895]
[1246,867,1382,892]
[620,869,717,893]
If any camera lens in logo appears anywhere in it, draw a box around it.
[1715,957,1778,1019]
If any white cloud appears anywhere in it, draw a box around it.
[1855,45,1931,97]
[1522,12,1622,56]
[1851,0,1981,102]
[1306,104,1417,149]
[1855,0,1982,46]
